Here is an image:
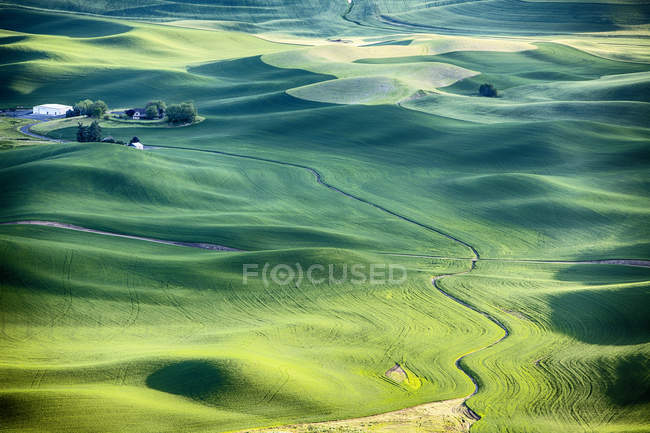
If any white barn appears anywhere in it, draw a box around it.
[33,103,73,116]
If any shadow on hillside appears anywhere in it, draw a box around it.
[601,354,650,406]
[548,265,650,345]
[0,394,25,423]
[146,360,232,401]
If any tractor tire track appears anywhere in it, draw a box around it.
[30,368,46,389]
[115,362,129,386]
[50,249,74,328]
[123,266,140,328]
[160,282,195,322]
[159,281,209,344]
[114,265,141,385]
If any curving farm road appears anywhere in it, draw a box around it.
[0,220,240,251]
[19,122,65,142]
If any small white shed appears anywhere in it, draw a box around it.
[33,104,73,116]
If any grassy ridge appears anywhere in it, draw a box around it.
[36,104,650,260]
[0,6,301,105]
[439,261,650,432]
[0,143,467,255]
[6,13,645,260]
[1,4,649,433]
[0,224,492,431]
[55,104,648,260]
[3,0,649,36]
[359,43,650,94]
[346,0,650,35]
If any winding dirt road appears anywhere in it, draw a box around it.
[385,253,650,268]
[0,221,240,251]
[431,260,508,421]
[19,122,64,142]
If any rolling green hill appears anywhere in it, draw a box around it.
[3,0,649,36]
[440,261,650,432]
[0,3,649,433]
[0,221,489,431]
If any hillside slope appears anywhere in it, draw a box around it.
[4,0,650,36]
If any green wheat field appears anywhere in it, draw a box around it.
[0,2,649,432]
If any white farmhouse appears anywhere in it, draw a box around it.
[128,136,144,150]
[33,103,73,116]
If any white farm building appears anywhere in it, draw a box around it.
[32,103,73,116]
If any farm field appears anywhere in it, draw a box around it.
[0,2,649,433]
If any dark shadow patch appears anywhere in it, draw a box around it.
[189,55,333,85]
[554,264,650,286]
[0,35,27,45]
[146,360,231,401]
[0,394,28,423]
[0,46,50,64]
[548,267,650,345]
[0,7,131,38]
[606,354,650,406]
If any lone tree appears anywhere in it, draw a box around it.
[479,83,498,98]
[166,101,197,124]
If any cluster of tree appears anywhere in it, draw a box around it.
[166,101,197,124]
[479,83,498,98]
[145,100,166,119]
[67,99,108,118]
[76,120,102,142]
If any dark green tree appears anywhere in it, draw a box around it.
[145,105,159,119]
[74,99,94,116]
[479,83,498,97]
[89,100,108,118]
[76,122,89,142]
[88,120,102,142]
[145,100,166,119]
[65,108,80,118]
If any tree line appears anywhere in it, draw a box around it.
[71,98,199,143]
[67,99,108,118]
[68,98,197,124]
[166,101,197,124]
